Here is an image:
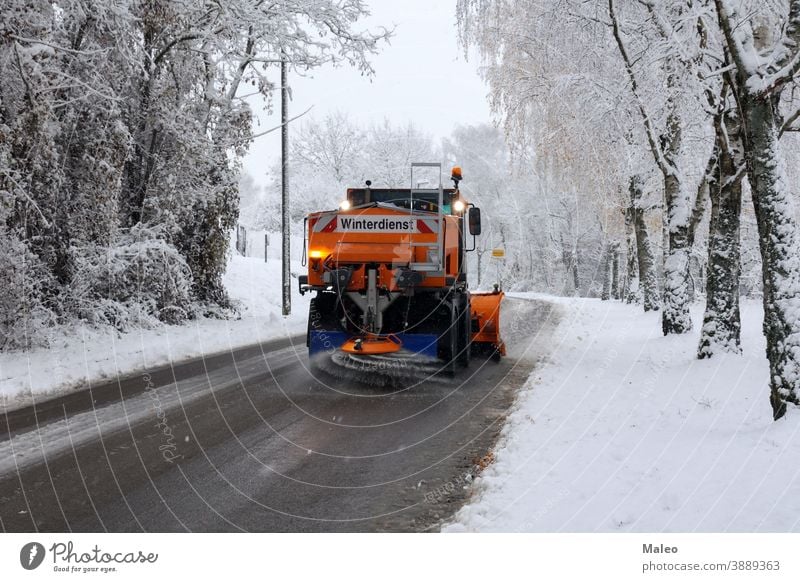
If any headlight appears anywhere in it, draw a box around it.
[453,199,466,213]
[339,199,351,211]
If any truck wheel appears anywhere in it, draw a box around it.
[445,333,458,376]
[438,301,458,377]
[307,297,320,347]
[307,293,340,376]
[457,301,471,368]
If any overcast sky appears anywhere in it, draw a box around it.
[241,0,492,186]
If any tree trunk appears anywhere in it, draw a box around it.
[609,0,689,330]
[601,244,613,300]
[124,21,158,227]
[698,110,743,359]
[572,248,580,295]
[713,0,800,418]
[688,152,715,247]
[631,176,659,311]
[611,243,621,299]
[660,64,693,335]
[624,206,640,304]
[560,232,579,296]
[740,94,800,419]
[661,171,692,333]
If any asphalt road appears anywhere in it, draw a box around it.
[0,298,558,532]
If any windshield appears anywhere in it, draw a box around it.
[346,188,456,213]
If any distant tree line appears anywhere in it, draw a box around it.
[246,114,611,294]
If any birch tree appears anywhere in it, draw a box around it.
[628,0,746,356]
[698,78,745,358]
[607,0,707,334]
[456,0,673,307]
[713,0,800,418]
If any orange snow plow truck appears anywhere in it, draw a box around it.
[298,163,505,374]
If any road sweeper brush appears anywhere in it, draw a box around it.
[299,163,505,378]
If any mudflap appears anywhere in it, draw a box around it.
[470,290,506,361]
[308,330,349,358]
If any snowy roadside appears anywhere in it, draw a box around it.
[0,255,310,414]
[446,295,800,532]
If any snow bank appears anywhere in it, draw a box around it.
[0,255,310,413]
[446,296,800,532]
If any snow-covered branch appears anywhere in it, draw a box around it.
[758,0,800,95]
[608,0,674,178]
[780,103,800,136]
[10,35,109,56]
[713,0,759,78]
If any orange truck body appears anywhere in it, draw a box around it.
[305,205,462,290]
[300,168,505,369]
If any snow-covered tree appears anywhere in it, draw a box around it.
[607,0,719,334]
[698,80,745,358]
[256,114,437,224]
[456,0,668,300]
[0,0,389,347]
[442,124,545,291]
[713,0,800,418]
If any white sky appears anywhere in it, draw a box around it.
[241,0,492,186]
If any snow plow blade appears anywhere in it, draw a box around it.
[470,290,506,360]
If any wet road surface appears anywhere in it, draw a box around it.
[0,298,558,532]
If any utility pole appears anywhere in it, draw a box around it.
[281,55,291,316]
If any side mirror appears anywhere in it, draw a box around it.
[468,207,482,236]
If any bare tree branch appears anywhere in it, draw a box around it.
[219,104,314,147]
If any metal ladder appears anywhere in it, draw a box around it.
[409,162,444,274]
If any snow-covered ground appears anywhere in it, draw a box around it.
[0,255,309,413]
[446,295,800,532]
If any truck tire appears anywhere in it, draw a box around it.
[457,298,471,368]
[307,293,340,375]
[437,300,458,377]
